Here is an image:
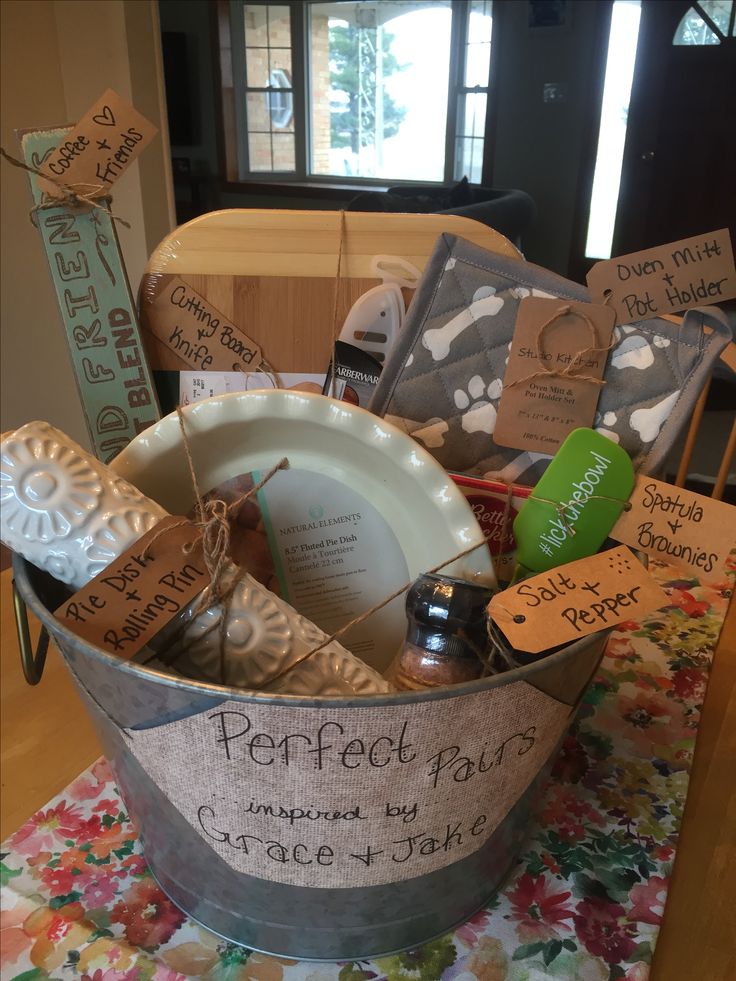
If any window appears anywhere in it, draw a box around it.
[673,1,735,45]
[238,4,295,172]
[226,0,493,184]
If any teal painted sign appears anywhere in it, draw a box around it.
[19,127,160,462]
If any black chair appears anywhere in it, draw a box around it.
[348,179,536,248]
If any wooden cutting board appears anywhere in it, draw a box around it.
[139,209,521,373]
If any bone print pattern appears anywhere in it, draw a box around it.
[373,235,730,484]
[629,390,682,443]
[422,286,504,361]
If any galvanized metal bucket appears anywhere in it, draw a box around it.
[13,554,609,960]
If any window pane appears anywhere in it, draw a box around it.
[268,82,295,132]
[246,48,270,87]
[249,132,273,171]
[309,1,452,180]
[244,4,268,46]
[270,48,291,77]
[673,2,729,44]
[469,0,493,42]
[246,92,271,132]
[455,137,483,183]
[272,133,295,170]
[700,0,732,32]
[465,1,493,87]
[267,5,291,45]
[459,92,487,138]
[673,12,720,44]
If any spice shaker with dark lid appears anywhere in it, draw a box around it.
[387,573,493,691]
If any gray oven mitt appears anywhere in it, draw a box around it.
[369,234,732,485]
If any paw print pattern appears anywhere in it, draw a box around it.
[594,411,620,444]
[454,375,503,435]
[611,327,656,371]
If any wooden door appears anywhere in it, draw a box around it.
[614,0,736,254]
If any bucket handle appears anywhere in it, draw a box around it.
[12,580,49,685]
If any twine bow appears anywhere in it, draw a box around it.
[506,303,615,390]
[0,147,130,228]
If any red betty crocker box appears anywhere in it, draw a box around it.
[450,473,532,583]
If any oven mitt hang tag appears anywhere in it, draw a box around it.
[512,428,635,579]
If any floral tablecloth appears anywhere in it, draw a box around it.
[2,559,733,981]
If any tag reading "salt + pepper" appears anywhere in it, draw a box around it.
[41,89,158,193]
[487,545,667,653]
[143,277,263,371]
[586,229,736,324]
[610,474,736,580]
[494,297,615,455]
[55,517,208,659]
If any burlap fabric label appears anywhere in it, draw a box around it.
[124,683,571,888]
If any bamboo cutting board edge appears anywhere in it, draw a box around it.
[139,209,521,373]
[144,209,520,277]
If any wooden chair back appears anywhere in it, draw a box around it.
[674,342,736,500]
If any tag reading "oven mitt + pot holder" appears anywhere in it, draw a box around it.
[369,234,732,485]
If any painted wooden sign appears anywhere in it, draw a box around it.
[19,126,160,462]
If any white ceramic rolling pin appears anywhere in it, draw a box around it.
[0,422,391,695]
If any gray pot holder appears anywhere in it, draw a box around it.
[370,234,732,485]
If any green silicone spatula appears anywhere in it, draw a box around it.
[512,428,635,580]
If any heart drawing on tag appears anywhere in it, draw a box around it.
[93,105,116,126]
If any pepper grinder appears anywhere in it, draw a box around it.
[387,573,493,691]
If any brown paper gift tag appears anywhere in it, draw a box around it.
[488,545,668,653]
[143,277,263,371]
[586,229,736,324]
[41,89,157,193]
[55,517,208,659]
[494,297,615,455]
[610,474,736,580]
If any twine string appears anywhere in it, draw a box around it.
[0,147,131,229]
[257,355,284,390]
[477,479,515,677]
[263,537,490,687]
[328,210,347,398]
[139,410,288,681]
[498,480,514,557]
[506,303,616,391]
[152,403,495,689]
[174,405,288,603]
[528,492,633,537]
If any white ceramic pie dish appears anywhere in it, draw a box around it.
[111,389,492,572]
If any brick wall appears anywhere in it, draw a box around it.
[311,14,332,174]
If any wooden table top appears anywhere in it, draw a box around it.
[1,566,734,978]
